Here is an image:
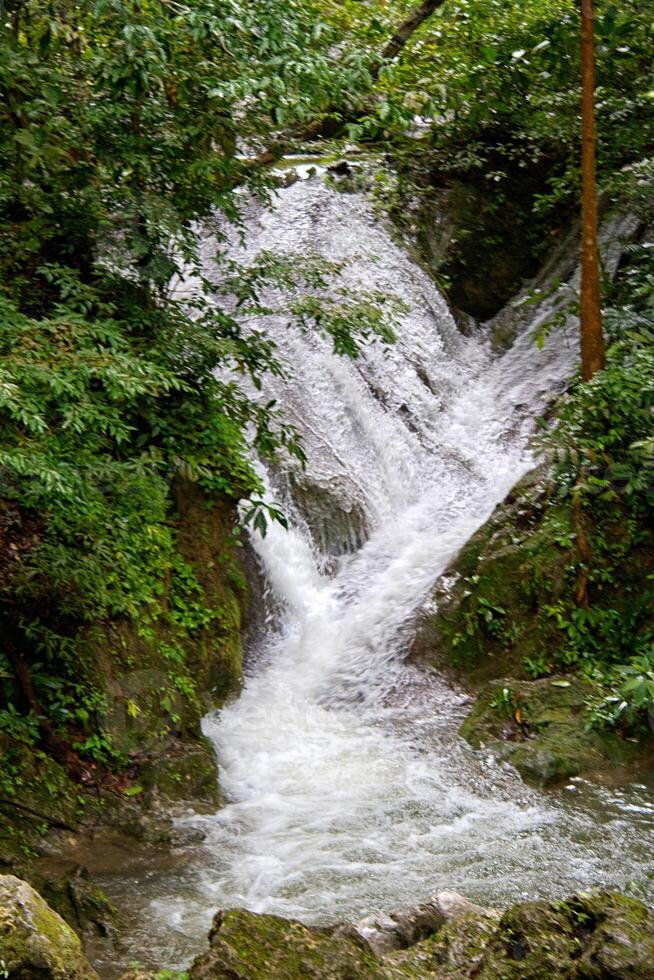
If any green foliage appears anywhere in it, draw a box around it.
[0,0,398,771]
[618,649,654,715]
[335,1,654,316]
[587,648,654,732]
[489,685,516,720]
[347,0,653,198]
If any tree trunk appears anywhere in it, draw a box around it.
[579,0,605,381]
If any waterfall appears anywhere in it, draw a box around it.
[101,174,654,973]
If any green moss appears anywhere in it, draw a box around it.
[138,736,220,806]
[472,892,654,980]
[0,482,248,876]
[411,457,654,785]
[183,892,654,979]
[412,461,654,689]
[38,867,118,938]
[384,913,498,979]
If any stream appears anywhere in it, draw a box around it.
[95,171,654,977]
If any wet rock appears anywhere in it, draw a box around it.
[0,874,99,979]
[334,891,490,955]
[384,891,654,979]
[189,907,385,979]
[138,736,220,806]
[410,457,654,786]
[185,892,654,979]
[384,910,497,978]
[327,160,353,177]
[476,891,654,979]
[117,972,170,980]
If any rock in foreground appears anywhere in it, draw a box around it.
[187,891,654,979]
[0,874,99,979]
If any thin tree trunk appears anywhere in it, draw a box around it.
[579,0,605,381]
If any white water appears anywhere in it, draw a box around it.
[98,176,654,974]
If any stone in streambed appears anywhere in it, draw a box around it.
[384,891,654,979]
[460,675,648,786]
[38,865,118,938]
[186,891,654,979]
[332,890,491,955]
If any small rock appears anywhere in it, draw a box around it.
[118,972,158,980]
[327,160,353,177]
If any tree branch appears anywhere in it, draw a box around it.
[378,0,447,69]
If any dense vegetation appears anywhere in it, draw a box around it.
[0,0,653,805]
[0,0,394,783]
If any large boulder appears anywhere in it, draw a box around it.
[37,865,117,939]
[384,891,654,979]
[0,874,98,979]
[189,907,384,979]
[332,891,492,956]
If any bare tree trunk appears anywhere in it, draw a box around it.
[580,0,605,381]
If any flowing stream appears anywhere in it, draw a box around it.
[97,171,654,976]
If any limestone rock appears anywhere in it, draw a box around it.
[384,890,654,979]
[38,865,118,938]
[0,874,99,979]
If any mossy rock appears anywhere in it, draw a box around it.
[473,891,654,979]
[384,912,498,978]
[77,479,247,761]
[0,743,86,831]
[0,874,99,979]
[185,892,654,979]
[385,891,654,978]
[411,465,654,687]
[0,482,248,862]
[460,675,648,786]
[410,466,567,683]
[189,908,385,979]
[119,972,188,980]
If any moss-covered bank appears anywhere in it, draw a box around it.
[411,465,654,784]
[0,483,248,929]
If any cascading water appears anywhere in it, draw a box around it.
[97,172,654,976]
